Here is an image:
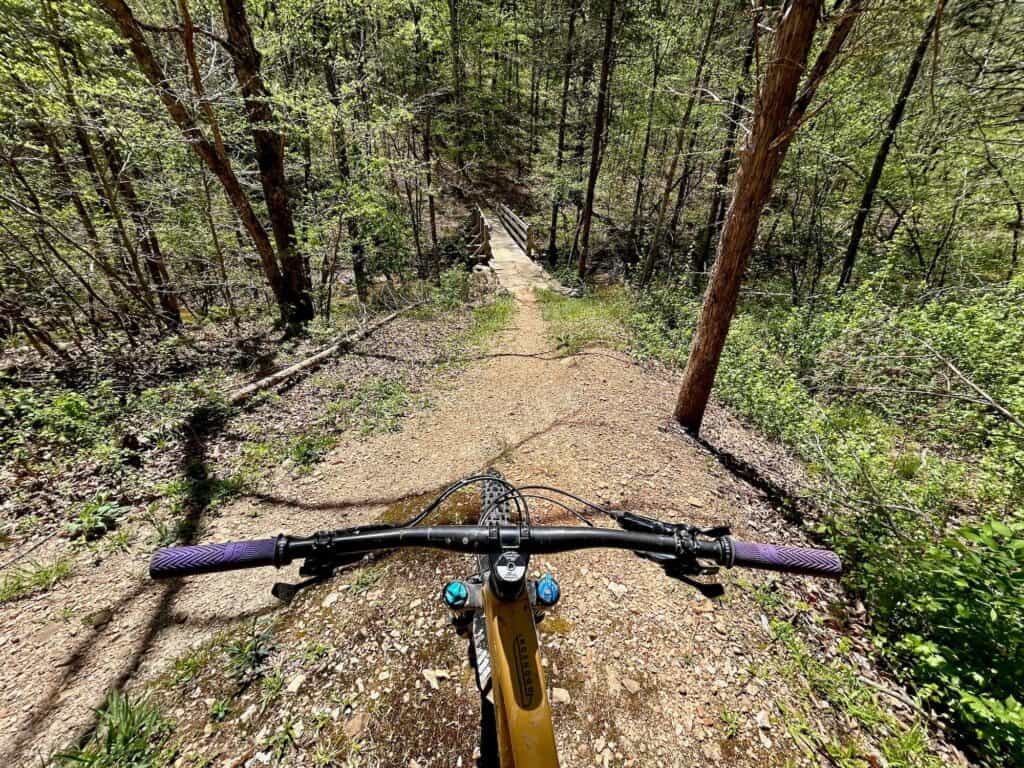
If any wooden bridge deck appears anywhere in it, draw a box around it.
[486,210,557,298]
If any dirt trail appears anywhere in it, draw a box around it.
[0,219,950,766]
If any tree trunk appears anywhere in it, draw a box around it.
[577,0,617,279]
[675,0,863,434]
[546,0,579,262]
[838,10,938,291]
[628,36,662,262]
[695,20,757,289]
[97,0,301,327]
[323,59,369,304]
[638,0,720,287]
[100,137,182,328]
[220,0,313,328]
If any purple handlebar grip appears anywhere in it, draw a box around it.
[731,539,842,578]
[149,538,278,579]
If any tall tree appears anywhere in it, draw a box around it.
[695,17,757,289]
[628,1,664,262]
[675,0,864,433]
[837,9,939,291]
[637,0,721,287]
[546,0,580,263]
[219,0,313,325]
[95,0,313,330]
[577,0,617,279]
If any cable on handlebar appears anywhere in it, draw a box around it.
[396,474,520,528]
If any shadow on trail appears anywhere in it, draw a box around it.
[5,405,278,765]
[243,410,585,515]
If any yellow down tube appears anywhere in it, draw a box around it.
[483,585,559,768]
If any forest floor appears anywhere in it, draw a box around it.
[2,219,961,767]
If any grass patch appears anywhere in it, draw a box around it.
[54,691,174,768]
[770,617,944,768]
[536,287,631,353]
[326,376,425,437]
[350,565,386,594]
[465,295,516,348]
[0,557,73,604]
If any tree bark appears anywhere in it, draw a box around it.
[838,10,938,292]
[577,0,617,279]
[219,0,312,328]
[675,0,863,434]
[638,0,721,286]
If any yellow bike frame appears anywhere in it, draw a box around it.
[482,585,559,768]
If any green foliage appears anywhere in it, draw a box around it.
[555,284,1024,764]
[536,288,632,353]
[66,494,128,541]
[770,618,945,768]
[224,620,276,682]
[286,432,337,469]
[172,646,211,685]
[54,691,173,768]
[209,698,231,723]
[350,565,385,594]
[327,377,421,436]
[0,557,73,604]
[464,296,517,349]
[434,266,471,309]
[0,381,119,463]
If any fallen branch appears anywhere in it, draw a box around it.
[227,303,422,406]
[910,333,1024,431]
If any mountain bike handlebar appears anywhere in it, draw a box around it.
[149,525,842,580]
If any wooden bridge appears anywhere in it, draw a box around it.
[467,202,539,263]
[466,203,554,297]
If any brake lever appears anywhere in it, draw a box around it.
[272,523,397,603]
[614,511,729,599]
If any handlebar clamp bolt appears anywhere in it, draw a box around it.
[536,574,561,607]
[442,580,470,609]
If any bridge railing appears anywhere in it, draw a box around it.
[468,205,492,263]
[498,203,537,260]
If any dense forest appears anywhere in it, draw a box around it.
[2,0,1022,765]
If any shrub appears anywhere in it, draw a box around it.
[67,495,128,541]
[434,266,470,309]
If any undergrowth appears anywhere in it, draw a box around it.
[539,281,1024,766]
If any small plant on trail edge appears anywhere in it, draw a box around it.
[209,697,231,722]
[0,557,72,604]
[67,494,128,541]
[350,565,385,594]
[225,619,276,682]
[719,707,741,739]
[260,668,284,713]
[286,431,336,469]
[55,690,173,767]
[434,266,470,309]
